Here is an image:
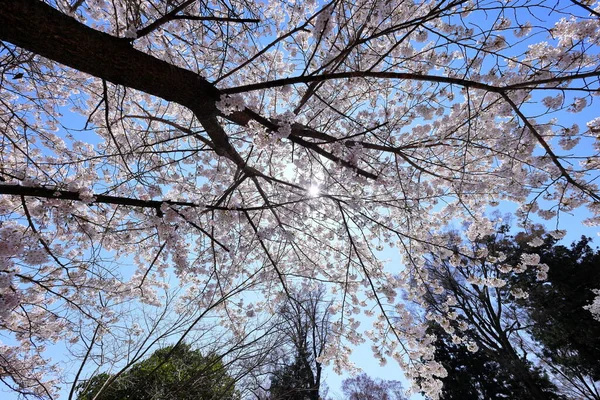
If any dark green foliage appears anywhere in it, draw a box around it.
[424,228,600,399]
[515,236,600,381]
[76,343,239,400]
[420,225,567,400]
[268,354,318,400]
[427,323,559,400]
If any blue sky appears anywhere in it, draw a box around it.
[3,1,600,399]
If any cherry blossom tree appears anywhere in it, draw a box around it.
[341,373,406,400]
[1,0,600,398]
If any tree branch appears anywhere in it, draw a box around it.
[0,0,246,168]
[0,184,202,213]
[221,71,504,95]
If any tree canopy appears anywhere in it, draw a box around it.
[341,373,406,400]
[1,0,600,398]
[76,344,239,400]
[524,238,600,374]
[419,226,600,399]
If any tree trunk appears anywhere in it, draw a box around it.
[497,339,552,400]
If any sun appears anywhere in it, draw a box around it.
[308,185,320,197]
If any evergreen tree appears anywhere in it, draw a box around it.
[422,227,600,399]
[76,344,239,400]
[268,354,318,400]
[511,235,600,397]
[418,224,563,400]
[426,322,559,400]
[524,237,600,378]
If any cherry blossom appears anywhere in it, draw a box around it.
[0,0,599,398]
[585,289,600,321]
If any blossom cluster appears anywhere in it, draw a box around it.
[1,0,600,398]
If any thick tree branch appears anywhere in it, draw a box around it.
[0,0,219,114]
[503,70,600,90]
[222,69,600,97]
[0,184,201,212]
[0,0,383,180]
[0,0,247,166]
[569,0,600,18]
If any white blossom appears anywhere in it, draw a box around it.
[1,1,599,397]
[584,289,600,322]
